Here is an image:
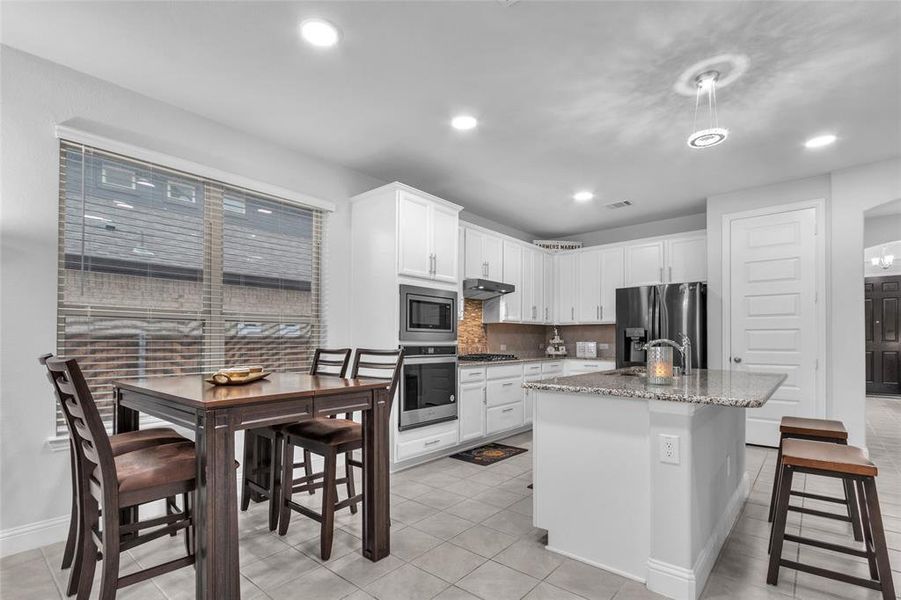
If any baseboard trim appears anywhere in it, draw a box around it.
[0,514,70,558]
[545,544,646,584]
[646,472,749,600]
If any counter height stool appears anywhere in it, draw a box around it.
[44,356,196,600]
[277,348,403,560]
[39,354,189,598]
[768,439,895,599]
[768,416,863,542]
[240,348,352,531]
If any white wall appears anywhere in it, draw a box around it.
[864,213,901,248]
[0,47,386,554]
[706,159,901,447]
[560,213,706,246]
[459,210,535,243]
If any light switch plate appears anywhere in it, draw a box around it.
[598,343,610,350]
[659,434,680,465]
[499,344,507,351]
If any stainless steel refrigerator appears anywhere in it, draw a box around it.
[615,282,707,370]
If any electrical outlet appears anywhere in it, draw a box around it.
[659,434,680,465]
[597,343,610,350]
[499,344,507,351]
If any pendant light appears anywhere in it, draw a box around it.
[687,71,728,149]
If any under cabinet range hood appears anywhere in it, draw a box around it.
[462,278,515,300]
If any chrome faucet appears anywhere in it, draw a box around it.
[642,334,693,375]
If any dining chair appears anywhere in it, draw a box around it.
[43,356,196,600]
[240,348,352,531]
[276,348,403,559]
[39,354,189,598]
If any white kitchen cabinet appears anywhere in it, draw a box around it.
[577,247,602,323]
[463,227,504,280]
[665,233,707,283]
[395,422,459,461]
[459,380,486,442]
[555,252,578,324]
[502,242,523,321]
[397,190,460,283]
[543,253,554,323]
[522,246,544,323]
[487,402,524,434]
[599,246,624,323]
[564,359,616,375]
[624,240,666,287]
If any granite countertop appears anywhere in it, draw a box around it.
[458,356,615,366]
[522,368,787,408]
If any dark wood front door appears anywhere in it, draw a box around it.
[865,275,901,395]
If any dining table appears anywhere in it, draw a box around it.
[113,372,394,600]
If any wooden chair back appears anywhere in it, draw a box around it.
[41,355,117,501]
[350,348,404,405]
[309,348,352,378]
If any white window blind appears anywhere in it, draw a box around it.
[57,141,325,432]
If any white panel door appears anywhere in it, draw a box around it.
[502,241,523,321]
[430,203,459,283]
[459,382,486,442]
[666,234,707,283]
[599,247,624,324]
[729,208,818,447]
[484,235,504,281]
[397,192,431,280]
[625,241,665,287]
[464,228,486,279]
[556,253,577,323]
[577,248,602,322]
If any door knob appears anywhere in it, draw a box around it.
[733,357,742,363]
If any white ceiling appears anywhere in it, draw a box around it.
[3,1,900,237]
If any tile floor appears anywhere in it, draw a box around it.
[2,397,900,600]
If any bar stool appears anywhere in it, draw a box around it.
[40,354,189,598]
[240,348,352,531]
[44,356,197,600]
[277,348,403,560]
[768,416,863,542]
[768,439,895,599]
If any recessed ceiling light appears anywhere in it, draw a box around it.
[114,201,134,209]
[451,115,478,131]
[573,191,595,202]
[300,18,340,47]
[136,179,155,188]
[804,134,837,149]
[84,214,111,222]
[257,208,273,214]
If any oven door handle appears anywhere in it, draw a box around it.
[405,357,459,365]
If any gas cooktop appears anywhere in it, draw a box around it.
[458,353,518,362]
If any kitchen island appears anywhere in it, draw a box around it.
[524,368,785,600]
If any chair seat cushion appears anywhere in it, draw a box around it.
[106,441,197,493]
[109,427,187,456]
[284,418,361,445]
[781,439,876,477]
[780,417,847,440]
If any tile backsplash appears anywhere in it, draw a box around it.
[458,299,616,359]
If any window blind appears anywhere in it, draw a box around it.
[57,141,325,432]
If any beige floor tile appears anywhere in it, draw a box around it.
[323,550,404,587]
[457,560,540,600]
[450,525,518,558]
[432,586,483,600]
[267,565,357,600]
[481,509,536,537]
[493,538,565,580]
[411,542,487,583]
[522,581,585,600]
[389,526,443,561]
[414,512,476,540]
[243,546,319,591]
[545,558,628,600]
[444,499,504,523]
[365,563,448,600]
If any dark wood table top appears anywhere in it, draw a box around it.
[114,372,391,409]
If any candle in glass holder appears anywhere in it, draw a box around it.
[646,346,674,385]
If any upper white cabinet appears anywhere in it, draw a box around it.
[624,240,666,287]
[522,245,544,322]
[501,241,523,321]
[543,253,554,323]
[555,252,578,324]
[599,246,624,324]
[398,190,460,283]
[577,248,603,323]
[464,228,504,280]
[665,233,707,283]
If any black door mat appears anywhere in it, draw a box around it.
[450,443,527,466]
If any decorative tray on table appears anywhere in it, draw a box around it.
[205,366,271,386]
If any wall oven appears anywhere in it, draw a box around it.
[399,345,457,431]
[399,285,457,344]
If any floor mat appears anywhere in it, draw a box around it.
[450,442,527,466]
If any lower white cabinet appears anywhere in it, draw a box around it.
[487,402,524,434]
[486,377,523,407]
[564,359,616,375]
[395,422,459,461]
[459,380,486,442]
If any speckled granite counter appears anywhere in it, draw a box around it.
[523,368,786,408]
[458,356,614,366]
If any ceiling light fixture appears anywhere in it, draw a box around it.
[573,191,594,202]
[257,208,273,214]
[136,179,155,188]
[115,201,134,209]
[451,115,478,131]
[300,18,340,47]
[804,134,837,149]
[871,248,895,270]
[687,71,728,149]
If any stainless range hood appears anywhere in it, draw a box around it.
[462,278,515,300]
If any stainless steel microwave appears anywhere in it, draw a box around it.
[399,285,457,344]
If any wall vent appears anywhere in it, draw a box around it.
[605,200,633,210]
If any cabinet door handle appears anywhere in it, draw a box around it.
[502,382,514,387]
[596,305,600,319]
[502,407,514,413]
[600,305,604,320]
[424,439,440,447]
[659,267,664,281]
[545,307,549,320]
[668,266,673,282]
[571,307,574,320]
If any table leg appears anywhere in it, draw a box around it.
[362,388,391,561]
[195,411,240,600]
[114,389,140,530]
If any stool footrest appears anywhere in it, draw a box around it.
[787,505,852,523]
[783,533,869,558]
[779,559,882,591]
[789,490,847,505]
